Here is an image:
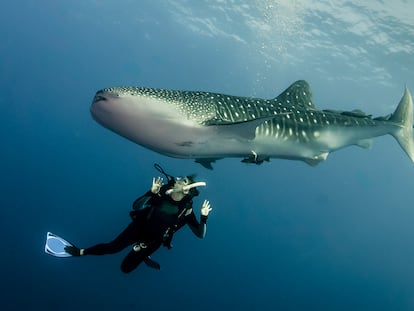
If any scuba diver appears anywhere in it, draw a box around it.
[45,164,212,273]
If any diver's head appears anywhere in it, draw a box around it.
[165,176,206,202]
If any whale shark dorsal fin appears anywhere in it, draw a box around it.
[274,80,316,110]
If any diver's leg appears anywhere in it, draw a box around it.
[84,221,140,255]
[120,241,162,273]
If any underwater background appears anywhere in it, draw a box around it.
[2,1,414,310]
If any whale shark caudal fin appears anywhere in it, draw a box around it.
[389,87,414,162]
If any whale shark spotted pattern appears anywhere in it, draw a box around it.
[90,80,414,169]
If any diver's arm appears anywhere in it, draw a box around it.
[132,177,164,211]
[186,211,207,238]
[132,191,153,210]
[186,200,211,238]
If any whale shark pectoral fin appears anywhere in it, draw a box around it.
[195,158,219,170]
[207,116,275,140]
[356,139,373,149]
[303,152,329,166]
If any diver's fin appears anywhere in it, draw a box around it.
[44,232,75,258]
[143,256,161,270]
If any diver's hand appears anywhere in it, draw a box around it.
[151,177,163,194]
[200,200,212,216]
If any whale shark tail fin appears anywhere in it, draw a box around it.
[389,87,414,162]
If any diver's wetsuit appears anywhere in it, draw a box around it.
[83,190,207,273]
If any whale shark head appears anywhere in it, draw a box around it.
[90,87,220,156]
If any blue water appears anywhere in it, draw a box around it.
[1,1,414,310]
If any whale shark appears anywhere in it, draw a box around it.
[90,80,414,169]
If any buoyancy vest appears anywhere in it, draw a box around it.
[130,190,193,247]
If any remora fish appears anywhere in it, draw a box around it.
[90,80,414,169]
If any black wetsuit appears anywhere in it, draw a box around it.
[83,190,207,273]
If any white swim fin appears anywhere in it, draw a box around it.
[44,232,74,258]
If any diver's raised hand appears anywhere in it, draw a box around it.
[200,200,212,216]
[151,177,163,194]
